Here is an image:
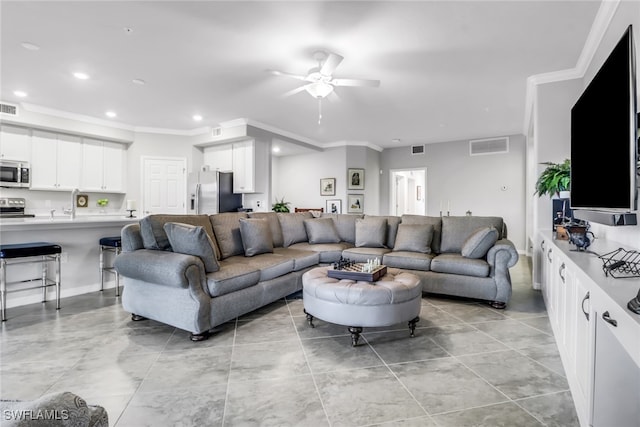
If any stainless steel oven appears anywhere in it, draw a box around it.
[0,160,30,188]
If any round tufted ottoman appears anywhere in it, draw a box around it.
[302,266,422,346]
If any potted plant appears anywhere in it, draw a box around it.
[272,197,290,213]
[534,159,570,198]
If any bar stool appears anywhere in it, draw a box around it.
[0,242,62,321]
[99,236,122,296]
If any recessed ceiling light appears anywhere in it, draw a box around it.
[392,138,401,143]
[73,72,90,80]
[105,111,117,118]
[21,42,40,51]
[13,90,27,98]
[272,147,281,153]
[193,115,203,122]
[123,27,134,34]
[132,78,145,85]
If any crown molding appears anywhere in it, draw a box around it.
[22,103,136,131]
[133,126,210,136]
[522,0,620,135]
[324,140,384,152]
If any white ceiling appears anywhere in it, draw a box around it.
[1,1,601,149]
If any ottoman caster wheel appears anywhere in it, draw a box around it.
[408,316,419,337]
[489,301,507,309]
[190,331,210,342]
[131,314,147,321]
[303,309,315,328]
[348,326,363,347]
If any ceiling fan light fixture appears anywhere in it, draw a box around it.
[305,82,334,98]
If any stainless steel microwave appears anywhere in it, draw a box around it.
[0,160,30,188]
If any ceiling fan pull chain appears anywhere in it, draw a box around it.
[318,98,322,125]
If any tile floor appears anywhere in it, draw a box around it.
[0,257,580,426]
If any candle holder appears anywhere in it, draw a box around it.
[439,210,443,218]
[447,211,450,216]
[126,209,137,218]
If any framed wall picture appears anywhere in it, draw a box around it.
[326,199,342,214]
[347,168,365,190]
[320,178,336,196]
[347,194,364,213]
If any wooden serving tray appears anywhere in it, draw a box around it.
[327,264,387,282]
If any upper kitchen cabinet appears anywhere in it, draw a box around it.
[81,139,126,193]
[31,130,82,191]
[203,144,233,172]
[232,140,255,193]
[0,125,31,161]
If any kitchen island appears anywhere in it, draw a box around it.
[0,215,138,313]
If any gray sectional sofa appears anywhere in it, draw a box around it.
[114,212,519,340]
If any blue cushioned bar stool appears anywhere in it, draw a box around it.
[99,236,122,296]
[0,242,62,321]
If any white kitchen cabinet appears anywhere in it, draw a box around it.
[203,145,233,172]
[0,125,31,160]
[81,139,126,193]
[30,131,81,190]
[536,232,640,427]
[232,140,255,193]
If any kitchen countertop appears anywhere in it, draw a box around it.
[0,215,140,230]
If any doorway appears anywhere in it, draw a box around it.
[390,168,426,216]
[141,156,187,215]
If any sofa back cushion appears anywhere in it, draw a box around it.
[393,223,434,254]
[278,212,312,247]
[365,215,402,248]
[461,226,499,259]
[238,218,274,256]
[320,213,363,243]
[163,222,220,272]
[440,216,504,253]
[401,215,443,253]
[355,217,388,248]
[140,214,217,252]
[248,212,284,247]
[210,212,249,259]
[304,218,341,244]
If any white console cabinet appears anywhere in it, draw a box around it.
[536,232,640,427]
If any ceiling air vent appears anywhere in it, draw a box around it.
[0,102,18,117]
[212,127,222,137]
[411,145,425,155]
[469,137,509,156]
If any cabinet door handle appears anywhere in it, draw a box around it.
[581,292,590,320]
[541,240,545,251]
[602,311,617,327]
[559,263,566,283]
[547,248,553,262]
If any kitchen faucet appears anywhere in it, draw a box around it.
[64,188,79,219]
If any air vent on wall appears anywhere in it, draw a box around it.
[469,137,509,156]
[411,145,425,155]
[212,127,222,137]
[0,102,18,117]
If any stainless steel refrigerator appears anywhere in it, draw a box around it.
[187,170,243,214]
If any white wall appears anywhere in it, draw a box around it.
[381,135,527,252]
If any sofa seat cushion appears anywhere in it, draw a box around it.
[242,253,295,281]
[342,247,391,263]
[383,251,434,271]
[430,253,490,278]
[273,247,320,271]
[206,259,261,297]
[289,242,353,263]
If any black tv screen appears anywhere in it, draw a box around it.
[570,25,637,212]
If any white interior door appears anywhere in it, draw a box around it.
[141,156,186,215]
[390,168,427,216]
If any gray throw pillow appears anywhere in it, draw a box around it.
[278,212,311,247]
[355,217,387,248]
[461,226,499,259]
[304,218,341,244]
[239,218,274,256]
[163,222,220,272]
[393,223,434,254]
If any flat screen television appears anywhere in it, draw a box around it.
[570,25,638,214]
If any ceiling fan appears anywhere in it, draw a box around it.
[269,50,381,100]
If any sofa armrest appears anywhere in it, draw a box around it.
[114,249,205,289]
[486,239,519,268]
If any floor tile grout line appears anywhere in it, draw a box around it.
[220,316,239,427]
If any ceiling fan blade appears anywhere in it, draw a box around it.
[320,52,344,76]
[332,78,380,87]
[268,69,308,81]
[280,85,308,98]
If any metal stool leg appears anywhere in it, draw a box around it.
[1,259,6,321]
[114,247,121,297]
[55,253,61,310]
[41,255,48,303]
[99,245,105,291]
